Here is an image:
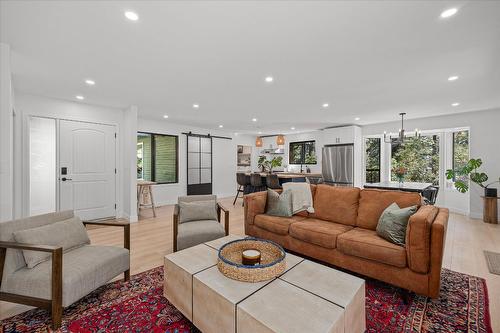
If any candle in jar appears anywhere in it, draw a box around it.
[242,249,261,266]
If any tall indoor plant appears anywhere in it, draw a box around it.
[446,158,499,197]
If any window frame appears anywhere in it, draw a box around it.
[288,140,317,165]
[137,131,179,184]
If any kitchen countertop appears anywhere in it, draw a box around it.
[245,172,322,178]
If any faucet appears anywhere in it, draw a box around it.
[300,163,304,173]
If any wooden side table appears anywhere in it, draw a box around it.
[137,180,157,217]
[481,196,499,224]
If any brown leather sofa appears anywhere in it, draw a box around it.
[244,184,449,298]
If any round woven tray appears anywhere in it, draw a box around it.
[217,237,286,282]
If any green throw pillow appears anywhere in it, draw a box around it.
[266,189,293,217]
[376,203,418,246]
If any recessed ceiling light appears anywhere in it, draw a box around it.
[219,125,223,128]
[451,102,460,107]
[163,115,169,119]
[124,11,139,21]
[252,118,257,122]
[75,95,84,100]
[322,103,329,108]
[85,79,95,86]
[354,117,360,121]
[193,104,199,109]
[290,127,295,130]
[440,8,458,18]
[258,131,262,134]
[448,75,459,81]
[265,76,273,83]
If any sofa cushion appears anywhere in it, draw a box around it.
[0,211,75,279]
[289,218,353,249]
[0,245,129,307]
[254,215,305,235]
[337,228,407,268]
[177,220,225,250]
[266,189,293,217]
[313,185,360,226]
[178,200,218,223]
[13,216,90,268]
[376,203,417,246]
[356,189,421,230]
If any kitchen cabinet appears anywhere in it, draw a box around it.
[323,125,361,145]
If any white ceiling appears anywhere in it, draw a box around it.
[1,1,500,134]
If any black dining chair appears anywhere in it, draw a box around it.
[250,173,266,193]
[233,173,248,206]
[266,174,281,190]
[306,176,324,185]
[422,186,439,205]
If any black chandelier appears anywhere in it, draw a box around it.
[383,112,421,144]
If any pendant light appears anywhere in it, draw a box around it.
[383,112,421,143]
[255,136,263,147]
[276,135,285,146]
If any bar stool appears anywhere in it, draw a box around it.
[250,173,265,193]
[266,174,281,190]
[137,180,157,217]
[233,173,247,206]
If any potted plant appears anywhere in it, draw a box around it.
[268,156,283,173]
[392,166,407,184]
[446,158,499,197]
[257,155,269,172]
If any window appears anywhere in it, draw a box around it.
[289,141,317,164]
[137,132,178,183]
[391,135,440,185]
[365,138,381,183]
[452,130,469,183]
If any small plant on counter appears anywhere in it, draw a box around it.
[392,166,407,183]
[257,155,283,173]
[446,158,499,197]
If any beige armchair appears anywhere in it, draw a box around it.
[0,211,130,329]
[173,195,229,252]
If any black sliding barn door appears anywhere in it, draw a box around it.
[187,134,213,195]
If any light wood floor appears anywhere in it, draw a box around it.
[1,196,500,332]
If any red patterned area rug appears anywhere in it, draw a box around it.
[1,267,492,333]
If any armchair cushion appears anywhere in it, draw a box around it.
[178,200,218,223]
[0,210,75,278]
[177,220,225,251]
[13,216,90,268]
[0,245,129,307]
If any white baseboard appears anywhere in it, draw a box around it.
[128,215,138,223]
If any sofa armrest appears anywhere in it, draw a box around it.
[83,220,130,251]
[405,205,440,274]
[217,203,230,236]
[0,241,63,299]
[243,191,267,229]
[428,208,449,298]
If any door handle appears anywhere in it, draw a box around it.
[61,177,73,181]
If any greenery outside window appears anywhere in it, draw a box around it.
[452,130,469,184]
[289,140,317,164]
[365,138,381,183]
[391,135,440,185]
[137,132,178,183]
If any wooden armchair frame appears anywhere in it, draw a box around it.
[173,202,229,252]
[0,220,130,329]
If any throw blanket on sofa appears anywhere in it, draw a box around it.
[282,182,315,214]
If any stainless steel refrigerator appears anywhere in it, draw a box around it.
[322,144,354,186]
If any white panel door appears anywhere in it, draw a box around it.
[59,120,116,220]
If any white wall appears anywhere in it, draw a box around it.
[138,118,239,205]
[13,93,131,220]
[123,106,138,222]
[0,43,14,222]
[362,108,500,219]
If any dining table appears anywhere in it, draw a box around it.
[363,181,433,193]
